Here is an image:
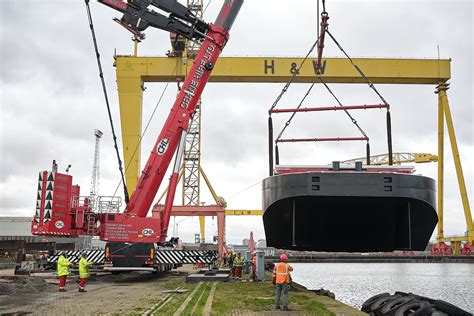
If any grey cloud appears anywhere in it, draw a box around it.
[1,0,472,242]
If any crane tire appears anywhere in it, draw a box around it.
[433,300,472,316]
[362,293,390,312]
[370,294,401,315]
[393,300,432,316]
[379,296,415,315]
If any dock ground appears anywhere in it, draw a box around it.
[0,265,365,315]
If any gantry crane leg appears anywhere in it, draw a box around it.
[437,84,445,242]
[436,83,473,254]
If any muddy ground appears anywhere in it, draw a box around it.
[0,266,364,316]
[0,267,193,316]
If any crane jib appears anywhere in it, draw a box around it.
[31,0,244,246]
[180,44,216,110]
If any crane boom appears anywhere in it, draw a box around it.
[31,0,244,245]
[126,30,226,218]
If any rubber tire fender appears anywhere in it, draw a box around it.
[394,300,432,316]
[362,293,390,312]
[371,295,401,315]
[434,299,472,316]
[380,296,415,316]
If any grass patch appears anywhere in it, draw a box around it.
[291,293,333,313]
[211,278,334,316]
[153,283,198,315]
[161,281,188,290]
[121,276,197,316]
[183,282,212,315]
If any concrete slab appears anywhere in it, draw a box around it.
[185,273,229,283]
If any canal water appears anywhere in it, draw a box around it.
[290,262,474,312]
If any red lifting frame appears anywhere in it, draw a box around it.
[270,104,388,114]
[277,137,369,143]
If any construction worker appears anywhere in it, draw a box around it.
[57,253,71,292]
[234,253,244,280]
[229,252,235,276]
[223,252,228,266]
[251,253,257,281]
[78,252,93,292]
[273,253,293,311]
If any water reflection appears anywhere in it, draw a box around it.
[290,263,474,312]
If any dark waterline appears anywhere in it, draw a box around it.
[290,262,474,312]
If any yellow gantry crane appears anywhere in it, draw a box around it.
[343,153,438,166]
[434,83,473,254]
[113,6,471,253]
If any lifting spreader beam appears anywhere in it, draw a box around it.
[270,104,388,114]
[276,137,369,143]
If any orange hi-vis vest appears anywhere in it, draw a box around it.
[273,262,293,284]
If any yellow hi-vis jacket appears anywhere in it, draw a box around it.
[79,257,93,279]
[57,255,71,277]
[272,262,293,284]
[234,256,244,267]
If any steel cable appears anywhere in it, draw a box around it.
[275,83,316,141]
[326,30,390,107]
[110,72,177,200]
[274,0,369,142]
[85,0,130,203]
[317,76,369,140]
[268,36,320,113]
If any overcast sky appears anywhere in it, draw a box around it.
[0,0,472,245]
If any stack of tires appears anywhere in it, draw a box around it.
[361,292,472,316]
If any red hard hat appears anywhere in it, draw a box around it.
[280,253,288,261]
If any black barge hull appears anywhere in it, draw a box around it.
[262,172,437,252]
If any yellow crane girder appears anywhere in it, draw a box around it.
[342,153,438,166]
[115,56,451,193]
[115,54,473,249]
[115,56,451,84]
[225,210,263,216]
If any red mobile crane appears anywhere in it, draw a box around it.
[31,0,243,270]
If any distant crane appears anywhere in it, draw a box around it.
[342,153,438,166]
[90,129,103,209]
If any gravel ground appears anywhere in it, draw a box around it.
[0,267,194,316]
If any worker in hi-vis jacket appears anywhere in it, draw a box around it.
[57,253,71,292]
[78,252,93,292]
[273,253,293,311]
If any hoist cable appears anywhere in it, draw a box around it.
[110,74,176,200]
[326,30,390,107]
[275,83,316,141]
[317,76,369,140]
[203,0,212,14]
[317,0,320,37]
[268,37,320,113]
[326,29,394,163]
[274,5,369,142]
[84,0,130,203]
